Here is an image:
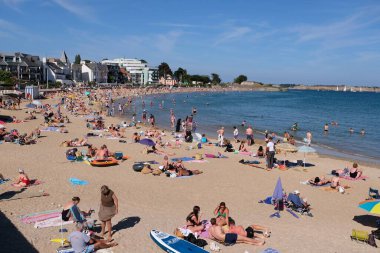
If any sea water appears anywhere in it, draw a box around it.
[118,90,380,164]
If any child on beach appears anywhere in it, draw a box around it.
[233,126,239,142]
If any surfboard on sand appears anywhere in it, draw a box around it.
[150,229,209,253]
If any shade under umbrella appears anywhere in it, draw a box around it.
[139,138,156,147]
[276,143,298,152]
[359,200,380,214]
[298,145,316,167]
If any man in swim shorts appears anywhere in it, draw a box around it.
[208,218,264,246]
[227,218,270,239]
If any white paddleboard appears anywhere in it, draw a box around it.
[150,229,209,253]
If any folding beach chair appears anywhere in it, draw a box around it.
[369,187,380,199]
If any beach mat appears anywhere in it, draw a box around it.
[261,248,280,253]
[21,212,61,224]
[69,178,88,186]
[34,216,73,228]
[171,157,195,162]
[19,209,61,220]
[135,160,159,165]
[320,186,351,192]
[0,192,49,202]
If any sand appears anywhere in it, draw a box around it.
[0,89,379,253]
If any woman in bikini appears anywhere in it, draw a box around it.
[13,168,30,187]
[186,206,205,233]
[238,141,249,152]
[349,163,363,179]
[214,202,230,226]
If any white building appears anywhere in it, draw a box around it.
[81,61,108,83]
[101,58,158,86]
[43,51,73,85]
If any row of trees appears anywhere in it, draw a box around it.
[0,70,16,86]
[158,62,248,85]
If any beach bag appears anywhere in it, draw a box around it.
[141,165,152,174]
[368,234,377,247]
[184,233,208,248]
[152,169,162,176]
[195,153,203,160]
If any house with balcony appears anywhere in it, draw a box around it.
[0,52,42,82]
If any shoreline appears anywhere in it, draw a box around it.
[113,89,380,168]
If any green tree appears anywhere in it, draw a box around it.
[74,54,81,64]
[0,69,16,87]
[158,62,172,78]
[234,74,248,84]
[211,73,221,85]
[173,67,187,83]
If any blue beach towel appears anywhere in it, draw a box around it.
[0,179,10,185]
[171,157,195,162]
[69,178,88,186]
[262,248,280,253]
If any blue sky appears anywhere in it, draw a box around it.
[1,0,380,85]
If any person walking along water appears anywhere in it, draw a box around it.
[266,137,275,170]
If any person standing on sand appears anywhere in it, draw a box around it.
[233,126,239,142]
[266,137,275,170]
[306,131,312,146]
[246,125,254,146]
[98,185,118,241]
[217,127,225,146]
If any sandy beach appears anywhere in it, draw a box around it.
[1,88,379,253]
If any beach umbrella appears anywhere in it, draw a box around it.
[358,200,380,215]
[32,100,42,106]
[298,145,316,167]
[276,143,298,152]
[195,133,202,141]
[139,138,156,147]
[272,177,283,201]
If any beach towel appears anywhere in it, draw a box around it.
[187,160,209,163]
[0,178,10,185]
[40,127,60,132]
[205,153,228,158]
[171,157,195,162]
[261,248,280,253]
[340,175,368,181]
[34,216,73,228]
[21,212,61,224]
[69,178,88,186]
[0,192,49,202]
[239,151,252,156]
[135,160,159,165]
[320,186,351,192]
[19,209,61,220]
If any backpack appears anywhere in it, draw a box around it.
[184,233,208,248]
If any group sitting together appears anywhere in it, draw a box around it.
[161,156,202,177]
[184,203,270,247]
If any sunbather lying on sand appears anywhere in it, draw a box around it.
[308,176,331,186]
[13,168,30,187]
[208,218,264,246]
[333,162,363,179]
[227,218,271,239]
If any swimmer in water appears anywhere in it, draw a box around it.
[349,128,354,134]
[241,120,246,127]
[360,129,365,135]
[324,123,329,132]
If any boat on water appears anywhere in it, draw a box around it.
[343,86,347,92]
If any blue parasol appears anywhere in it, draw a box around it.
[139,138,156,147]
[272,177,283,200]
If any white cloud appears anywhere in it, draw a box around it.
[53,0,98,23]
[214,26,251,45]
